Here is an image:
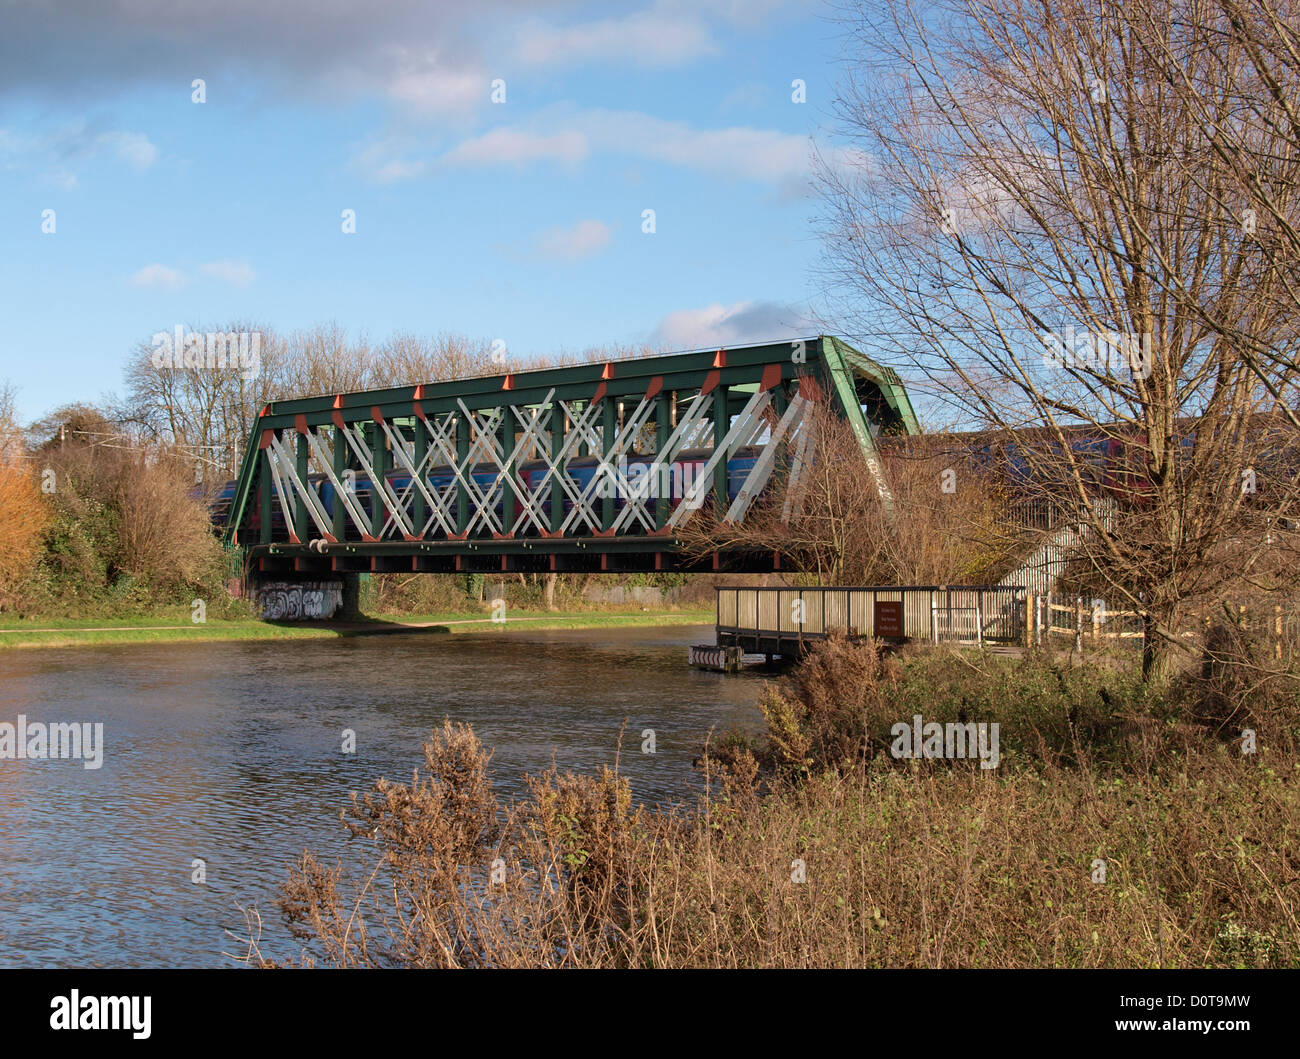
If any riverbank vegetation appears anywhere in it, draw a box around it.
[0,346,722,629]
[0,607,715,650]
[0,395,237,620]
[243,628,1299,969]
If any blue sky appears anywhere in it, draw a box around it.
[0,0,863,423]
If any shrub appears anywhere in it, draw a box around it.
[1173,619,1300,754]
[756,631,900,776]
[113,454,225,592]
[249,718,1300,969]
[0,462,50,609]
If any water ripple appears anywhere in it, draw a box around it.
[0,624,763,967]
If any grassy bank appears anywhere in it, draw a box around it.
[245,634,1300,969]
[0,608,715,650]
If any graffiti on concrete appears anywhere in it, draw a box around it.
[257,580,343,620]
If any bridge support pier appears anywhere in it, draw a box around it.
[339,573,363,621]
[245,570,348,621]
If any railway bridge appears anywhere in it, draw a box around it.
[222,335,918,582]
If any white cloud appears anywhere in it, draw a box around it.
[350,136,431,182]
[199,260,255,286]
[591,110,809,183]
[0,123,158,181]
[535,219,611,261]
[98,130,157,170]
[376,158,428,182]
[439,109,813,185]
[651,300,813,348]
[381,50,485,114]
[443,128,588,167]
[129,264,185,289]
[513,5,718,69]
[0,1,805,110]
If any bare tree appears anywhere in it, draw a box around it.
[679,400,1015,585]
[1125,0,1300,417]
[820,0,1300,678]
[120,325,654,486]
[122,320,283,482]
[378,332,497,384]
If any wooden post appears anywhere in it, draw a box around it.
[1075,597,1084,653]
[1026,593,1035,649]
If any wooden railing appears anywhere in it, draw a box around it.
[716,585,1027,647]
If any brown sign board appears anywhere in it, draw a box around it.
[874,600,904,639]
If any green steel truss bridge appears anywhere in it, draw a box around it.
[224,335,918,577]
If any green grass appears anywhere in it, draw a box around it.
[0,619,340,649]
[0,608,715,650]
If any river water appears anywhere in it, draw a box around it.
[0,625,766,968]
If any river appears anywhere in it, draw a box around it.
[0,624,766,967]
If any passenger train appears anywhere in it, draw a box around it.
[207,446,765,540]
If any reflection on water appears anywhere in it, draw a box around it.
[0,625,765,968]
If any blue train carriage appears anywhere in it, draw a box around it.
[208,445,774,541]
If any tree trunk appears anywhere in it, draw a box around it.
[1141,605,1178,685]
[544,572,557,611]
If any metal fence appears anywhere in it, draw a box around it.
[716,585,1027,648]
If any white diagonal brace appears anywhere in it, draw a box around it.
[267,432,334,539]
[667,388,773,530]
[725,394,810,523]
[782,415,818,521]
[338,421,414,538]
[376,417,457,537]
[540,399,607,533]
[501,392,555,535]
[560,393,656,535]
[455,401,505,534]
[265,439,298,535]
[301,427,372,538]
[598,394,658,533]
[606,390,716,533]
[421,411,465,533]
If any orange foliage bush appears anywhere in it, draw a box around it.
[0,462,49,606]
